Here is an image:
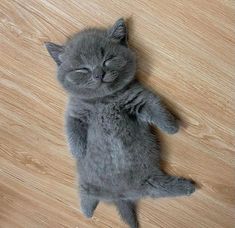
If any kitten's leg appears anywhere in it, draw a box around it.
[135,90,179,134]
[144,173,196,198]
[66,114,88,158]
[80,193,99,218]
[114,200,138,228]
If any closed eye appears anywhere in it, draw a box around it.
[103,55,115,67]
[75,68,90,73]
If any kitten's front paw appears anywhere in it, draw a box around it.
[178,178,196,195]
[164,119,179,134]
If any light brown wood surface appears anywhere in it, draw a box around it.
[0,1,235,227]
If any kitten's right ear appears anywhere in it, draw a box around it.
[45,42,64,66]
[107,18,128,46]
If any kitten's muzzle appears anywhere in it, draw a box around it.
[93,73,105,80]
[92,67,105,81]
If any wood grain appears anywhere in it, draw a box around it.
[0,0,234,227]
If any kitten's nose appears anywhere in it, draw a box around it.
[93,68,104,80]
[94,74,104,80]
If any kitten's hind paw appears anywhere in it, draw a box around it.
[80,194,99,218]
[146,175,196,198]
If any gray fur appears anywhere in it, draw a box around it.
[45,18,195,228]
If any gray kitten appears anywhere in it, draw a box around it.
[45,19,195,228]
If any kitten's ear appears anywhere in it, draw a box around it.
[107,18,128,46]
[45,42,64,65]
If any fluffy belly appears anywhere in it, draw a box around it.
[78,104,158,190]
[86,119,137,171]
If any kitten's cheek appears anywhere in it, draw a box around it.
[108,58,127,69]
[66,74,82,84]
[117,60,127,68]
[102,72,118,83]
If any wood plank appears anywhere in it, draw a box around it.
[0,0,234,227]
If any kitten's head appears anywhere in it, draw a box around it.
[45,19,136,98]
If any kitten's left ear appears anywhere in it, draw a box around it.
[107,18,128,46]
[45,42,64,66]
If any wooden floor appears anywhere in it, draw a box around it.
[0,1,234,227]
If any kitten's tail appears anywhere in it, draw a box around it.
[114,200,138,228]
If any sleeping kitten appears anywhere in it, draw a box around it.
[45,18,195,228]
